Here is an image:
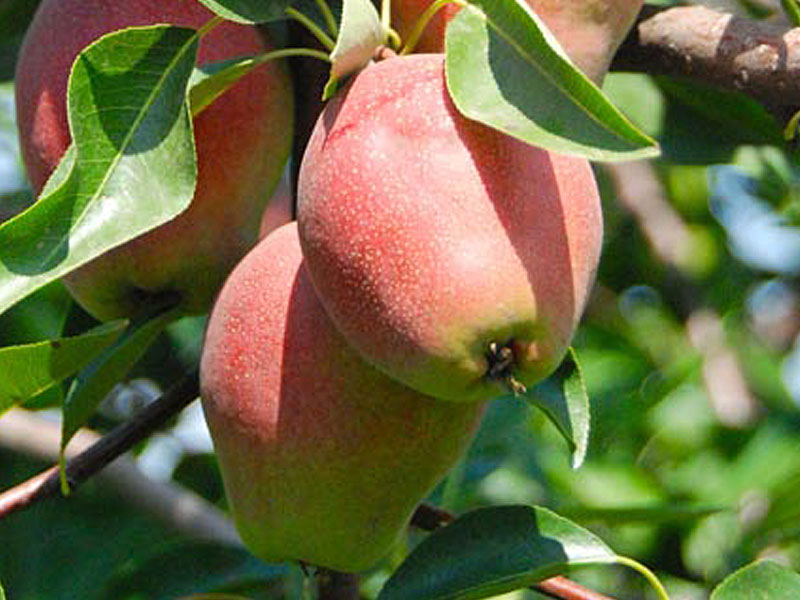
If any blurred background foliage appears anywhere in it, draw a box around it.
[4,0,800,598]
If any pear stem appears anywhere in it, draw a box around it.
[485,341,527,397]
[381,0,392,35]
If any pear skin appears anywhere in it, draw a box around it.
[200,223,486,572]
[297,54,602,402]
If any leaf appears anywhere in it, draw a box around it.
[711,560,800,599]
[323,0,384,100]
[444,0,659,161]
[782,0,800,27]
[189,57,259,115]
[0,577,5,600]
[0,25,198,317]
[195,0,293,23]
[378,505,616,600]
[0,320,126,416]
[60,304,181,458]
[525,348,590,469]
[98,540,287,600]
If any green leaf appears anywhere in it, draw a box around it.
[378,505,616,600]
[0,577,5,600]
[444,0,659,161]
[0,320,126,416]
[782,0,800,27]
[0,25,198,317]
[60,304,182,459]
[189,57,259,116]
[526,348,590,469]
[189,49,302,116]
[711,560,800,599]
[195,0,292,23]
[99,540,287,600]
[323,0,384,100]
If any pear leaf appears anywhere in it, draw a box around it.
[378,505,616,600]
[60,304,182,464]
[445,0,659,161]
[195,0,293,23]
[711,560,800,599]
[323,0,384,100]
[189,56,259,116]
[98,541,288,599]
[526,347,590,469]
[0,320,127,416]
[0,25,198,318]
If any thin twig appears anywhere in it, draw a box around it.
[410,504,616,600]
[0,402,239,544]
[0,370,199,519]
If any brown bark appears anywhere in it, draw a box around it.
[614,5,800,117]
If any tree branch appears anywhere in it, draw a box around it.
[613,4,800,117]
[0,404,241,545]
[0,369,200,519]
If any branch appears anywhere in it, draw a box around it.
[410,505,617,600]
[0,407,240,546]
[0,369,201,519]
[613,4,800,116]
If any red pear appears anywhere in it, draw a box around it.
[15,0,293,320]
[297,54,602,402]
[200,222,486,572]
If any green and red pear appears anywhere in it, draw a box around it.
[297,54,603,402]
[15,0,293,320]
[200,222,486,572]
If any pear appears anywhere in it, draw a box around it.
[200,223,486,572]
[15,0,293,320]
[297,54,603,402]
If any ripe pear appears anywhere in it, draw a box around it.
[392,0,644,84]
[15,0,293,320]
[200,222,486,572]
[297,54,603,403]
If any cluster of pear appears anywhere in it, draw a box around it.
[15,0,640,575]
[203,0,627,571]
